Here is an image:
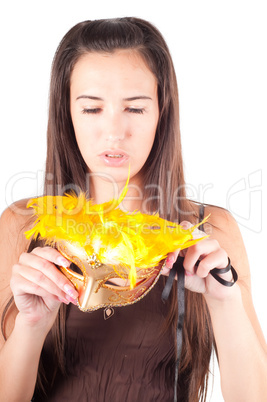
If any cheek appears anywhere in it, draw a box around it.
[146,109,159,143]
[135,128,156,165]
[141,120,157,148]
[72,125,98,169]
[72,117,96,148]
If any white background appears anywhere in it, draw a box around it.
[0,1,266,400]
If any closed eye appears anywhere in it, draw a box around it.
[81,107,145,115]
[82,108,102,114]
[126,108,145,114]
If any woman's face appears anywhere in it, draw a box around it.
[70,50,159,188]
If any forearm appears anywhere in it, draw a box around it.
[206,286,267,402]
[0,314,47,402]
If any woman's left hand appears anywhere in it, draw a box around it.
[161,221,237,301]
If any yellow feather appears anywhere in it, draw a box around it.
[25,173,208,288]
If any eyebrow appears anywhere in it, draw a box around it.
[76,95,104,101]
[76,95,152,101]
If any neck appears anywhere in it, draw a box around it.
[89,175,144,213]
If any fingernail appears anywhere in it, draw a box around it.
[166,256,174,268]
[180,221,192,230]
[58,297,70,305]
[64,284,78,299]
[57,256,70,267]
[65,294,78,305]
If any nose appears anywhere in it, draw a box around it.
[104,110,126,142]
[106,132,124,141]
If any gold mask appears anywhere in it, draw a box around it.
[56,240,165,311]
[25,180,208,311]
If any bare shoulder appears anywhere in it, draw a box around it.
[0,198,35,275]
[201,204,249,282]
[200,204,266,349]
[0,199,34,333]
[0,198,34,255]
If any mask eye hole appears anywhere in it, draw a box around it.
[70,262,83,276]
[104,277,147,290]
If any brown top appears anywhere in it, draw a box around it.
[33,277,179,401]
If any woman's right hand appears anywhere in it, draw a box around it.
[10,246,79,333]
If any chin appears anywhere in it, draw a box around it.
[88,166,126,182]
[89,165,143,187]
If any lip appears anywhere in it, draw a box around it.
[99,149,130,167]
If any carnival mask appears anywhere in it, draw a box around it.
[25,177,207,312]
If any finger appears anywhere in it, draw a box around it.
[17,253,79,301]
[180,220,206,240]
[183,238,221,274]
[184,272,206,293]
[11,271,62,301]
[165,249,180,269]
[194,249,229,279]
[12,263,75,304]
[11,275,70,312]
[30,247,70,268]
[179,220,192,229]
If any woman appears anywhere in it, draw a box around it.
[0,17,266,402]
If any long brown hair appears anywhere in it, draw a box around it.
[3,18,214,401]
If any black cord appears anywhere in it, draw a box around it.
[161,256,238,401]
[162,257,185,402]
